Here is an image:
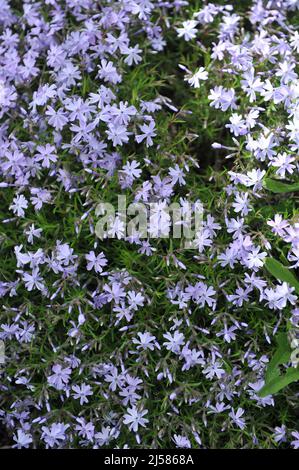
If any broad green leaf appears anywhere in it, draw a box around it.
[263,178,299,193]
[258,333,298,398]
[259,367,299,397]
[264,257,299,294]
[265,333,291,383]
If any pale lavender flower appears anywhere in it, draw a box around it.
[72,383,93,405]
[229,408,246,430]
[85,251,107,273]
[41,423,69,448]
[163,330,185,354]
[13,430,33,449]
[273,425,287,443]
[136,120,156,147]
[291,431,299,449]
[48,364,72,390]
[172,434,191,448]
[123,406,149,432]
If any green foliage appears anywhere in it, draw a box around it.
[1,1,299,449]
[259,333,299,397]
[264,258,299,294]
[263,178,299,194]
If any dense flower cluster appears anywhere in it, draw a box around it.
[0,0,298,449]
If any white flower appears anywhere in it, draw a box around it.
[10,194,28,217]
[271,152,296,178]
[177,20,198,41]
[187,67,208,88]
